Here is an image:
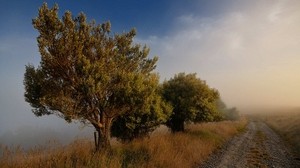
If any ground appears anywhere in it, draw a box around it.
[199,120,300,168]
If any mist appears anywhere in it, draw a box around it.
[0,122,94,150]
[139,0,300,111]
[1,0,300,150]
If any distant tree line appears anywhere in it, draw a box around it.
[24,3,239,151]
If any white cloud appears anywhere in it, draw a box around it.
[139,0,300,109]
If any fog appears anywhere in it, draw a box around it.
[0,125,93,150]
[1,0,300,149]
[139,0,300,111]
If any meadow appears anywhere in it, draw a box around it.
[0,119,246,168]
[261,109,300,158]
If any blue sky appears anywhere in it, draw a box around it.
[1,0,300,147]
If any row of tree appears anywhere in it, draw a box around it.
[24,3,239,151]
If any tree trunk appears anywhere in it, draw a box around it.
[170,117,185,132]
[94,129,107,151]
[93,117,113,152]
[104,117,112,146]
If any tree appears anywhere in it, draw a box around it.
[225,107,240,120]
[111,85,172,142]
[215,98,226,121]
[216,99,240,121]
[24,3,158,151]
[161,73,220,132]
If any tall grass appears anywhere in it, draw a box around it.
[262,111,300,157]
[0,119,247,168]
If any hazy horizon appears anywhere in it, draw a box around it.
[1,0,300,148]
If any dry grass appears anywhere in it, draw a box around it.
[261,110,300,157]
[0,119,247,168]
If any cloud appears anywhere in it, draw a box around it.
[139,0,300,109]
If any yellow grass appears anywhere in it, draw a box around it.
[262,110,300,157]
[0,119,247,168]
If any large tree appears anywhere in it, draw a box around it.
[24,3,159,151]
[161,73,220,132]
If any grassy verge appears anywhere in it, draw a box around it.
[0,119,247,168]
[261,111,300,158]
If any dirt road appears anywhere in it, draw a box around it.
[199,121,300,168]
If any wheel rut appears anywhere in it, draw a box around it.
[199,121,300,168]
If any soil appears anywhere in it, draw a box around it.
[199,121,300,168]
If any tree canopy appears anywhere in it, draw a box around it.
[24,3,162,150]
[216,99,240,121]
[111,83,172,142]
[161,73,220,132]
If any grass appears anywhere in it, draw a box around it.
[261,110,300,158]
[0,119,247,168]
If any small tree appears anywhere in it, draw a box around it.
[24,3,158,151]
[225,107,240,120]
[216,99,240,121]
[161,73,220,132]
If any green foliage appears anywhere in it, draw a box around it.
[216,99,240,121]
[24,3,159,150]
[161,73,220,132]
[224,107,240,121]
[111,83,172,142]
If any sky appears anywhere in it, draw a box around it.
[0,0,300,147]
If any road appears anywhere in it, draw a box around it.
[199,121,300,168]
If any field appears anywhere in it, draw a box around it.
[261,110,300,157]
[0,119,246,168]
